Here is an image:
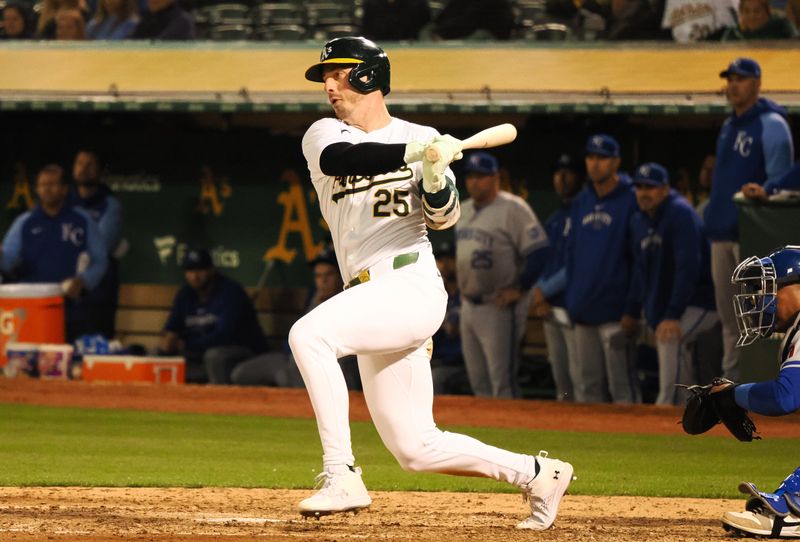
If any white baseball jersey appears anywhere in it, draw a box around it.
[302,117,459,282]
[455,191,547,299]
[661,0,738,42]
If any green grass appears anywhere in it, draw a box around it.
[0,403,794,498]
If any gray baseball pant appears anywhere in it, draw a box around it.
[542,318,578,401]
[654,307,720,405]
[710,241,740,380]
[573,322,641,404]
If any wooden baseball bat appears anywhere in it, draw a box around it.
[425,123,518,162]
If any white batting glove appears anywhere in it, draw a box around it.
[423,156,448,193]
[427,134,464,164]
[403,141,428,164]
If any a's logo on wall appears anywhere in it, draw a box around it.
[264,169,324,264]
[6,162,33,211]
[196,166,232,217]
[154,235,178,263]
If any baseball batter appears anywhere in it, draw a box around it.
[291,36,573,530]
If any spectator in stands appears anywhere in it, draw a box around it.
[36,0,88,39]
[430,242,469,395]
[1,3,35,39]
[532,153,582,402]
[566,134,641,404]
[87,0,139,39]
[788,0,800,30]
[131,0,194,40]
[68,150,123,340]
[705,57,794,380]
[661,0,737,41]
[625,163,718,405]
[362,0,431,41]
[605,0,666,39]
[0,164,108,342]
[56,8,86,39]
[455,152,549,398]
[432,0,515,40]
[159,248,269,384]
[722,0,798,38]
[230,244,362,391]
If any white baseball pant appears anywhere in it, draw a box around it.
[288,251,537,485]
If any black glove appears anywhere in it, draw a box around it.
[680,377,760,442]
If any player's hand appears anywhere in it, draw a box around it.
[532,299,552,317]
[493,287,522,307]
[620,314,639,337]
[742,182,767,201]
[422,155,447,193]
[427,135,464,165]
[61,276,85,299]
[403,140,429,164]
[655,319,681,342]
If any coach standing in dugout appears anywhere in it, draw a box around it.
[625,163,718,406]
[566,134,641,404]
[455,151,549,399]
[704,57,794,381]
[0,164,108,341]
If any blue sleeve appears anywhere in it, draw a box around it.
[761,113,794,186]
[519,245,550,291]
[536,267,567,300]
[663,210,702,320]
[734,367,800,416]
[764,162,800,195]
[184,284,247,352]
[77,211,108,290]
[98,196,123,253]
[164,288,186,333]
[0,213,28,273]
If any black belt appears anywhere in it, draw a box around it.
[345,252,420,289]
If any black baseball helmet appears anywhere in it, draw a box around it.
[305,36,391,96]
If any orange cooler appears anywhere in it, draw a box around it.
[82,356,185,384]
[0,284,65,367]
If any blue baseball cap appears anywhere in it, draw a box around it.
[464,151,498,175]
[309,244,337,267]
[633,162,669,187]
[720,57,761,79]
[585,134,620,157]
[182,248,214,270]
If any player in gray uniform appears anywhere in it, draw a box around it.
[456,152,549,398]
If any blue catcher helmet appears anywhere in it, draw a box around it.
[731,245,800,346]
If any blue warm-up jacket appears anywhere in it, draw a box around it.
[765,161,800,195]
[535,202,572,308]
[0,204,107,289]
[705,98,794,241]
[566,174,638,325]
[625,191,715,329]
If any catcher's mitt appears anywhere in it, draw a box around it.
[679,377,760,442]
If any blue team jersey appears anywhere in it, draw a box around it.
[566,174,638,325]
[735,313,800,416]
[627,191,715,329]
[705,98,794,241]
[0,204,107,289]
[164,274,268,357]
[537,203,572,308]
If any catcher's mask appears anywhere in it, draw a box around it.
[731,245,800,346]
[304,36,391,96]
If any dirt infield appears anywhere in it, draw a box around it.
[2,378,799,541]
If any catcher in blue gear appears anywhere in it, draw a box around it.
[696,245,800,538]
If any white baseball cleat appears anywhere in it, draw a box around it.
[722,509,800,538]
[298,466,372,518]
[516,450,575,530]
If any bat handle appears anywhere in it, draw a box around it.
[425,145,441,162]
